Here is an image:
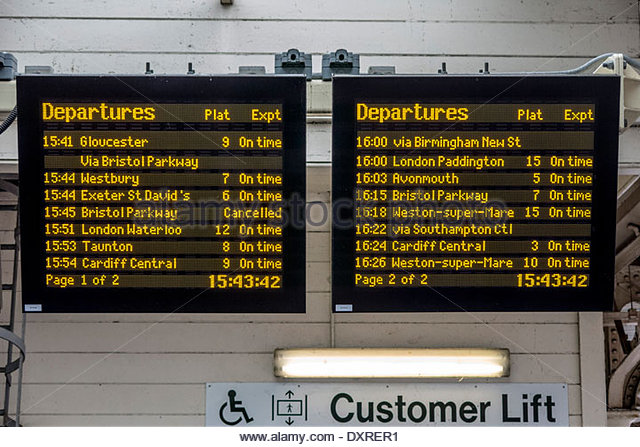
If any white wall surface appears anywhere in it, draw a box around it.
[1,0,636,426]
[1,0,639,76]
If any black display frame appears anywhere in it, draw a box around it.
[332,75,619,312]
[18,75,306,313]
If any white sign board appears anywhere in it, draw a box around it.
[205,382,568,427]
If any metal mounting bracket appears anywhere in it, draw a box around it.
[593,53,640,132]
[275,49,312,80]
[321,49,359,81]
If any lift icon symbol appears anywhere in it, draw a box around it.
[272,390,308,425]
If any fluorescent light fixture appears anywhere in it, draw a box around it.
[274,348,509,378]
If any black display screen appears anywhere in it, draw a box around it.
[18,75,306,313]
[332,75,619,312]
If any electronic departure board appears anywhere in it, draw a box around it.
[17,75,306,313]
[332,76,619,312]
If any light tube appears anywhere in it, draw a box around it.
[274,348,510,378]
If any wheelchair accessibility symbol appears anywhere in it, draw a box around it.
[219,390,254,425]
